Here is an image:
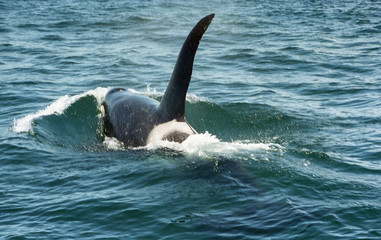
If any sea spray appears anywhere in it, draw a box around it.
[128,85,211,103]
[145,132,282,159]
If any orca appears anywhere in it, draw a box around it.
[102,14,215,147]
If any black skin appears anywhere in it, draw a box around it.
[103,14,215,147]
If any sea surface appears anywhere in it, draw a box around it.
[1,0,380,239]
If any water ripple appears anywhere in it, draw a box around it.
[1,0,381,239]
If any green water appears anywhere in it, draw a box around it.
[1,0,380,239]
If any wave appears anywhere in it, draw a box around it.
[13,87,108,133]
[13,86,211,134]
[13,87,281,156]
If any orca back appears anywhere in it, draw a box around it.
[102,14,215,147]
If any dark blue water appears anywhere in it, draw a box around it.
[1,0,381,239]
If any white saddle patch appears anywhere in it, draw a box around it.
[147,120,196,145]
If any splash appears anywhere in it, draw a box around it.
[103,136,125,150]
[128,85,211,103]
[13,87,109,133]
[147,132,281,159]
[127,84,161,98]
[102,131,280,159]
[185,93,211,104]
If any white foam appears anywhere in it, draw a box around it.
[103,136,125,150]
[102,130,281,159]
[13,87,109,133]
[186,93,211,103]
[146,132,282,159]
[128,85,161,98]
[102,131,280,160]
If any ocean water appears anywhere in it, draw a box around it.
[1,0,381,239]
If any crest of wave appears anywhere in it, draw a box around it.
[13,87,109,133]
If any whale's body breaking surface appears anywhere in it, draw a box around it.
[102,14,215,147]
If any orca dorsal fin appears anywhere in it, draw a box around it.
[159,14,214,121]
